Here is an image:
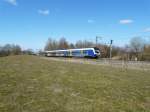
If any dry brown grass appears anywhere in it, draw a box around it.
[0,55,150,112]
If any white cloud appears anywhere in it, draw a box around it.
[38,9,49,16]
[144,28,150,32]
[119,19,133,24]
[88,19,95,23]
[5,0,17,6]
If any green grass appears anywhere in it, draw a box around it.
[0,55,150,112]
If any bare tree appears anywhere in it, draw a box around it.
[69,43,75,49]
[44,38,53,50]
[58,37,69,49]
[12,45,22,55]
[142,44,150,61]
[130,37,145,60]
[83,40,94,48]
[44,38,59,50]
[52,39,59,50]
[75,40,94,48]
[75,40,83,48]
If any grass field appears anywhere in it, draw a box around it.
[0,55,150,112]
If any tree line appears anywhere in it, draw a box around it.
[0,44,35,57]
[0,44,22,57]
[44,37,95,50]
[44,37,150,61]
[0,37,149,61]
[111,37,150,61]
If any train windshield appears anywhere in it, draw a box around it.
[94,47,100,53]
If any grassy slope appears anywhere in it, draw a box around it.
[0,55,150,112]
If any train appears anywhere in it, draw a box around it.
[44,47,101,58]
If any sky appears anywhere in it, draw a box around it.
[0,0,150,50]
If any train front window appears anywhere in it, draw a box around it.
[94,47,100,54]
[95,50,100,53]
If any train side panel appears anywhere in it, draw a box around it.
[45,48,99,58]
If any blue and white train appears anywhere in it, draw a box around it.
[45,47,100,58]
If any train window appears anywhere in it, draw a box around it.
[95,50,100,53]
[83,50,88,55]
[94,47,100,53]
[94,47,100,50]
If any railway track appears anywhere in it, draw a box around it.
[41,57,150,71]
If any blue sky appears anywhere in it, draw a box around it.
[0,0,150,50]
